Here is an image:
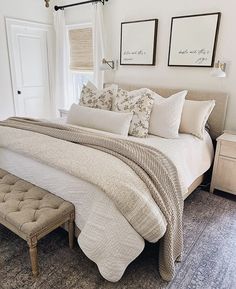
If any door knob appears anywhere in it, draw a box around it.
[17,90,21,95]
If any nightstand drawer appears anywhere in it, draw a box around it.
[220,143,236,159]
[215,157,236,194]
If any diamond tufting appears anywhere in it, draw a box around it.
[0,169,74,236]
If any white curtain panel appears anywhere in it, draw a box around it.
[54,10,72,112]
[92,2,105,89]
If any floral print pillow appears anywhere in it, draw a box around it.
[80,82,118,111]
[113,88,154,137]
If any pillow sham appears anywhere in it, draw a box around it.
[179,99,216,139]
[79,81,118,111]
[67,104,133,136]
[149,90,188,138]
[113,88,154,138]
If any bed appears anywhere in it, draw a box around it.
[0,85,228,282]
[115,84,229,198]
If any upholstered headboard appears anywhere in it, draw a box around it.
[108,83,228,139]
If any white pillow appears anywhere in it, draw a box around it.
[149,91,188,138]
[67,104,133,136]
[180,100,216,139]
[79,81,118,111]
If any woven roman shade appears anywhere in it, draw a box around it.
[69,27,93,71]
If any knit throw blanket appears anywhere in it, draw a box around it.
[0,117,184,281]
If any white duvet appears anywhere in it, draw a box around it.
[0,124,214,282]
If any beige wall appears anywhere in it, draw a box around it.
[56,0,92,24]
[103,0,236,131]
[30,1,236,131]
[0,0,53,119]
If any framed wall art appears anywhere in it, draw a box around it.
[168,12,221,67]
[120,19,158,66]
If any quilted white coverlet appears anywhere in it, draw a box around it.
[0,119,213,282]
[0,148,147,281]
[0,121,173,282]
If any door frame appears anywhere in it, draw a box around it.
[5,17,54,116]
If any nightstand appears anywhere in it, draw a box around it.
[58,109,69,118]
[210,132,236,195]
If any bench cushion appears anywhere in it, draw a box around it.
[0,169,74,237]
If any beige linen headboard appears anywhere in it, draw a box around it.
[108,83,228,140]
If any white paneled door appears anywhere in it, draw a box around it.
[6,18,53,118]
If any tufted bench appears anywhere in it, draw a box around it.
[0,169,75,276]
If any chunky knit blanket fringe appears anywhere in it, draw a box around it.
[0,117,184,281]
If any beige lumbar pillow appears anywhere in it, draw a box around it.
[67,104,133,136]
[113,88,154,138]
[149,90,188,138]
[79,81,118,111]
[180,100,216,139]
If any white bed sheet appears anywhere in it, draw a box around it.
[0,129,213,227]
[52,117,214,189]
[130,131,214,190]
[0,128,214,281]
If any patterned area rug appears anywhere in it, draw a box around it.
[0,190,235,289]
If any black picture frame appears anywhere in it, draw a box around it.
[120,19,158,66]
[168,12,221,67]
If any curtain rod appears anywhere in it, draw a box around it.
[54,0,108,11]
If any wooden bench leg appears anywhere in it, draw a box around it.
[27,236,39,277]
[68,213,74,249]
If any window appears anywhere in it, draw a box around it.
[71,71,93,103]
[68,24,94,103]
[69,27,93,71]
